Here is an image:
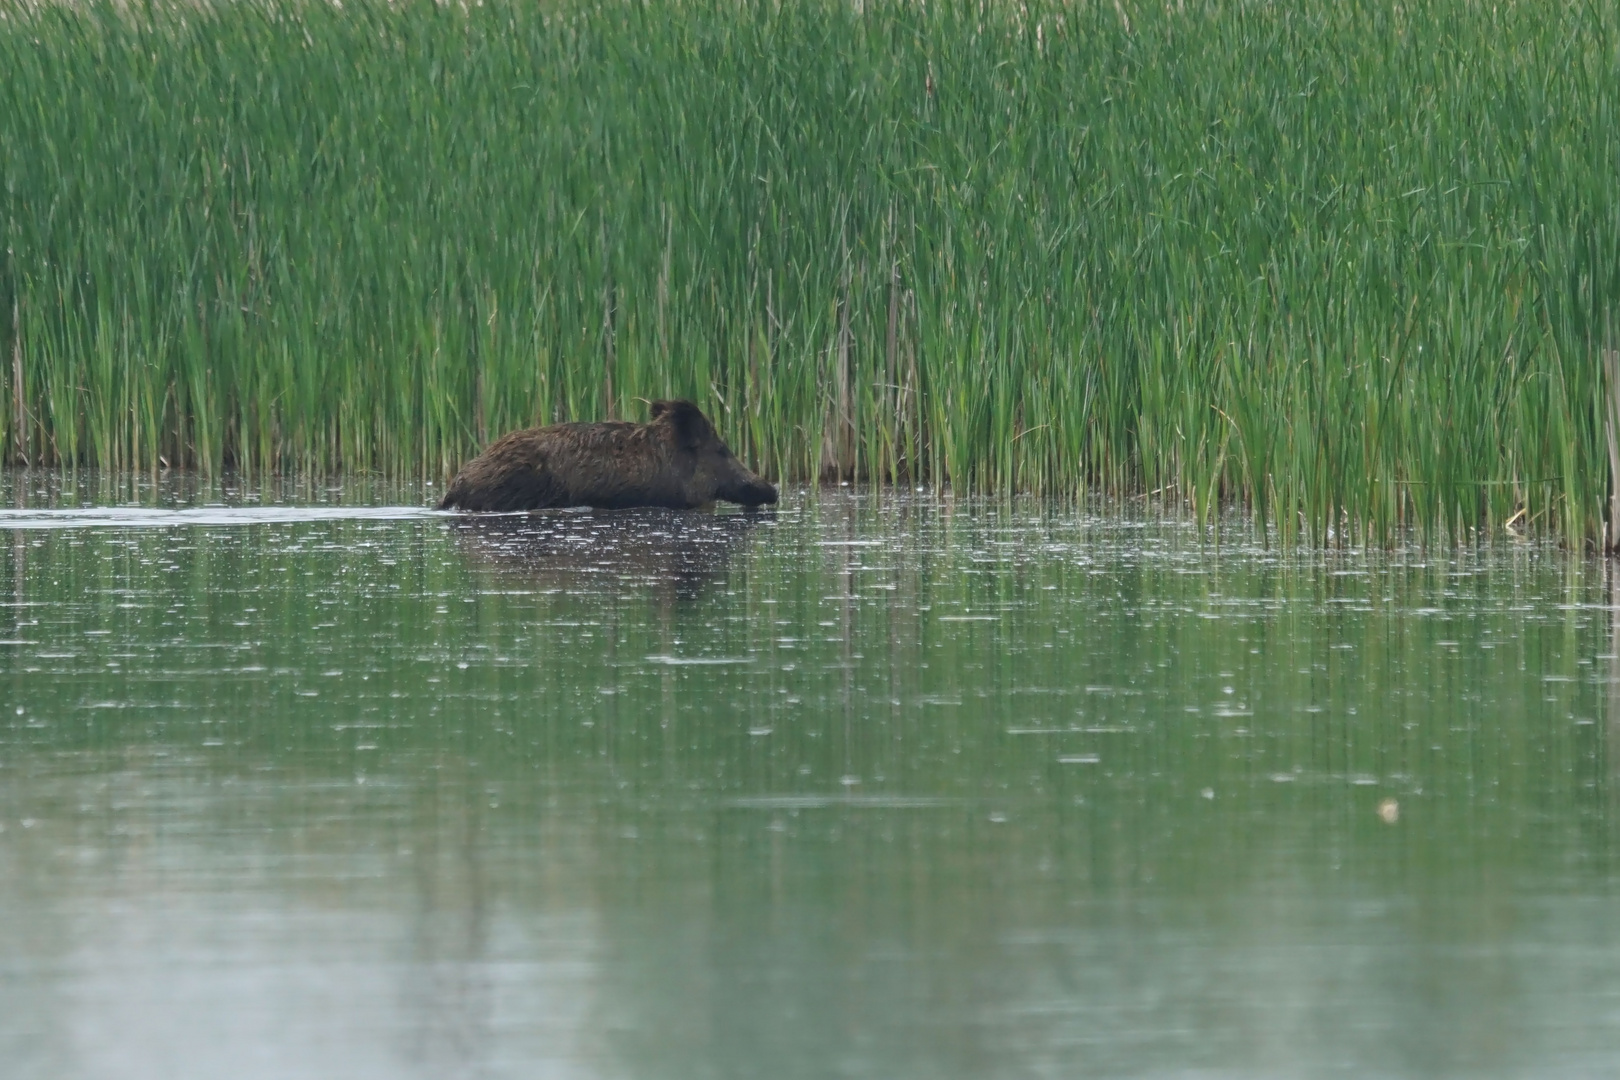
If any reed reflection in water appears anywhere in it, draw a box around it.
[1,485,1619,1078]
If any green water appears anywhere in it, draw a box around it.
[3,478,1618,1078]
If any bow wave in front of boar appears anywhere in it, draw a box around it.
[436,400,778,512]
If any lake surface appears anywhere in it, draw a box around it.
[3,475,1620,1079]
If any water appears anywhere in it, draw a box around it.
[3,477,1619,1079]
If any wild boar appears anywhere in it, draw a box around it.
[436,399,777,512]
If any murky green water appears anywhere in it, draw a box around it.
[3,476,1619,1078]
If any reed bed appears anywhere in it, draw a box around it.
[1,0,1616,544]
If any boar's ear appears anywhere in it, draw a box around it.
[649,399,711,449]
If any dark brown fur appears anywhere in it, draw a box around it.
[436,400,777,512]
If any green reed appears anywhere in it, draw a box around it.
[1,0,1616,545]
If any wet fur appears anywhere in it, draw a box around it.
[437,400,777,512]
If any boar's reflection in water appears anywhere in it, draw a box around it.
[450,509,769,600]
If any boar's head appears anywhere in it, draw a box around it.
[650,399,778,508]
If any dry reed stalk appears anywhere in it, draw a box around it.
[1606,345,1620,552]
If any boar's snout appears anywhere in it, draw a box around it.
[718,461,778,507]
[722,469,777,508]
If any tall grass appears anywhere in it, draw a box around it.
[1,0,1617,544]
